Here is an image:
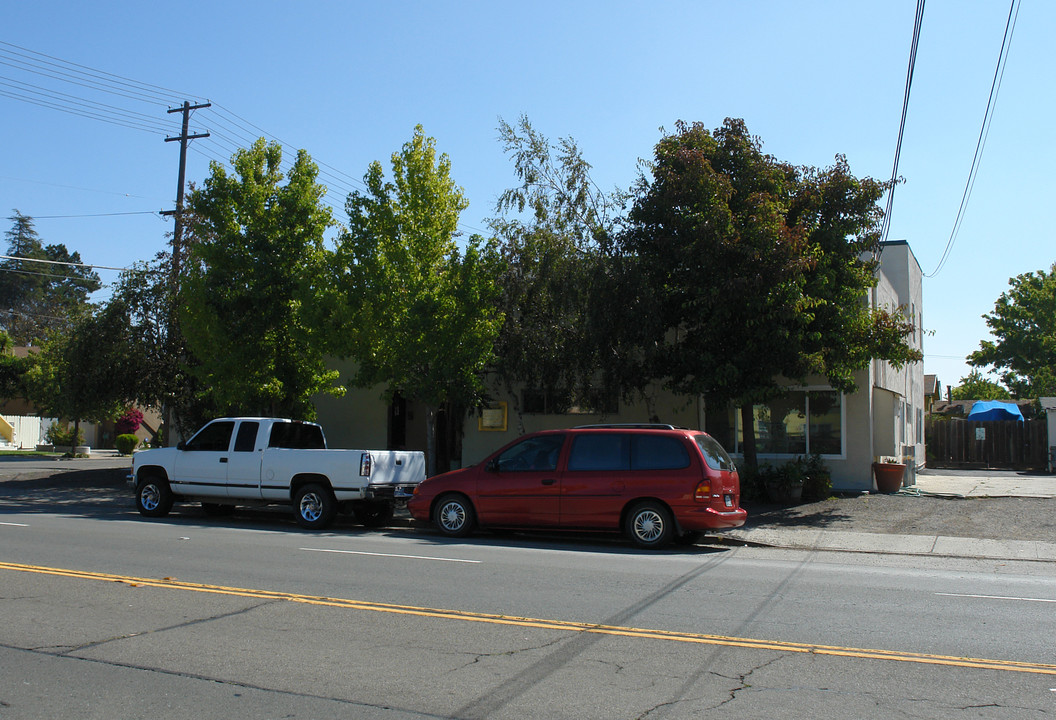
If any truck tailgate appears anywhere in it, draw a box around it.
[367,451,426,487]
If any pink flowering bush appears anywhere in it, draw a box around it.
[115,408,144,436]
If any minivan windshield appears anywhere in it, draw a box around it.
[695,434,736,472]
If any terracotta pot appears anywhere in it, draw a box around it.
[872,462,906,493]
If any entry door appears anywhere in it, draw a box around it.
[172,420,235,498]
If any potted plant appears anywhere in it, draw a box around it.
[872,456,906,493]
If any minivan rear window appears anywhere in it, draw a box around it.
[632,435,690,470]
[695,434,736,472]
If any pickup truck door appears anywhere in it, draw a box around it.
[225,420,264,499]
[172,420,235,498]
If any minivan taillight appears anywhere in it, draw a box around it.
[695,480,712,501]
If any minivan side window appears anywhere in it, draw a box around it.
[631,435,690,470]
[567,434,630,471]
[494,435,565,472]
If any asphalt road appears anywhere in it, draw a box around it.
[1,459,1055,718]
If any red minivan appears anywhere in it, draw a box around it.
[407,424,746,549]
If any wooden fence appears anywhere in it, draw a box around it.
[925,417,1049,469]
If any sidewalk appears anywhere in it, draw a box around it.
[717,469,1056,562]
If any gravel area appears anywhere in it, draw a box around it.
[742,493,1056,542]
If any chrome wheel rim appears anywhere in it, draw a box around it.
[140,484,160,511]
[633,509,664,543]
[299,492,323,522]
[439,501,466,532]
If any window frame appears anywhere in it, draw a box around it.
[734,387,846,459]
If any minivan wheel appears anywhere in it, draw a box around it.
[433,494,476,538]
[625,501,674,549]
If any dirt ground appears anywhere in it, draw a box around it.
[742,493,1056,542]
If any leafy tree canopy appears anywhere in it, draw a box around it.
[950,369,1011,401]
[488,116,631,416]
[1,210,101,345]
[182,139,341,420]
[334,125,503,473]
[968,263,1056,398]
[621,119,921,470]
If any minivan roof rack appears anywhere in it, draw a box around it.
[573,423,686,430]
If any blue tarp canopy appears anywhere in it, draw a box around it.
[967,400,1024,421]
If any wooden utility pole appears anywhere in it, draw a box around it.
[160,101,210,445]
[162,101,210,279]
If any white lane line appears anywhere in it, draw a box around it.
[0,521,29,527]
[301,547,481,564]
[937,592,1056,604]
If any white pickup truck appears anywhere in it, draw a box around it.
[128,417,425,530]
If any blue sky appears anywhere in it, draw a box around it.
[1,1,1049,395]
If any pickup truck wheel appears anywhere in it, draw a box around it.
[353,501,394,528]
[294,483,337,530]
[625,501,674,549]
[136,475,173,518]
[434,494,476,538]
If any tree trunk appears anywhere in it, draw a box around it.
[739,403,758,478]
[425,405,437,478]
[71,418,81,455]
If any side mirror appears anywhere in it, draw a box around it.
[176,441,186,451]
[485,459,498,473]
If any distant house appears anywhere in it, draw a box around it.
[318,241,926,493]
[924,374,941,413]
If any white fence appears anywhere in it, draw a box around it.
[0,415,102,449]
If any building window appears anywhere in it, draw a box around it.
[522,388,618,415]
[735,390,843,457]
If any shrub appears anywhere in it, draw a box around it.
[115,408,144,436]
[45,424,84,447]
[115,434,139,455]
[801,454,832,502]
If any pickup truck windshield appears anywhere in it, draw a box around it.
[268,422,326,449]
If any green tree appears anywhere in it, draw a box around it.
[334,125,503,475]
[0,331,30,400]
[0,210,101,345]
[621,119,919,472]
[950,369,1011,401]
[489,116,630,423]
[24,307,128,451]
[181,139,342,420]
[968,264,1056,398]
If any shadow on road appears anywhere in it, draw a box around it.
[0,466,731,556]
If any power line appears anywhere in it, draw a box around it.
[878,0,926,247]
[927,0,1020,278]
[0,254,130,272]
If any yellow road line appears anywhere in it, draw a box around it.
[4,560,1055,676]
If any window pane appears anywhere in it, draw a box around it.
[567,434,630,471]
[808,391,841,455]
[495,435,565,472]
[632,435,690,470]
[186,421,234,452]
[754,394,806,455]
[234,422,259,452]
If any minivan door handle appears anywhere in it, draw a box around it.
[541,478,556,485]
[219,457,228,464]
